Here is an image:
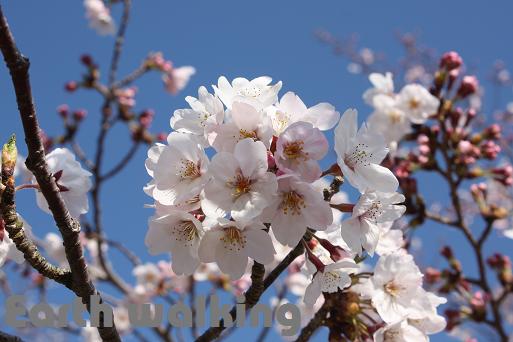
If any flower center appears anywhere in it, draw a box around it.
[283,141,306,160]
[388,110,403,124]
[383,329,400,341]
[362,201,383,224]
[239,129,258,140]
[384,281,403,297]
[179,159,201,180]
[227,172,253,199]
[220,226,247,251]
[409,98,420,110]
[273,111,291,133]
[280,191,306,215]
[173,220,199,245]
[344,143,372,170]
[238,85,262,98]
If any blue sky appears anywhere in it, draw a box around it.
[0,1,513,341]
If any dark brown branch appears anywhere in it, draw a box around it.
[0,7,120,341]
[196,241,305,341]
[294,301,329,342]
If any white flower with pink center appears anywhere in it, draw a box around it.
[170,86,224,143]
[213,76,282,110]
[262,176,332,247]
[198,218,275,279]
[148,132,209,206]
[340,191,405,256]
[275,121,328,182]
[334,109,398,193]
[303,259,359,306]
[397,84,439,124]
[203,138,277,222]
[146,208,204,275]
[359,250,432,323]
[207,101,273,153]
[268,91,340,135]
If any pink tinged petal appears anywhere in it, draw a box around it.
[355,164,399,193]
[171,244,200,276]
[244,229,275,265]
[360,219,380,256]
[234,139,268,179]
[209,152,239,182]
[340,217,363,255]
[231,102,261,132]
[198,230,223,263]
[279,91,307,115]
[215,241,248,279]
[302,129,329,160]
[334,108,358,157]
[271,211,306,247]
[303,103,340,131]
[304,274,323,306]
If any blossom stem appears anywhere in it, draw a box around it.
[14,183,39,192]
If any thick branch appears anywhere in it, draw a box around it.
[0,6,120,341]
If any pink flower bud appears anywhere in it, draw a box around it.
[65,81,78,92]
[440,51,463,70]
[57,104,69,118]
[457,75,479,98]
[73,109,87,121]
[80,54,93,67]
[156,132,167,142]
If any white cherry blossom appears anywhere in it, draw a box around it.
[149,133,209,206]
[213,76,282,110]
[268,91,340,135]
[84,0,115,35]
[373,320,428,342]
[368,94,412,146]
[145,208,204,275]
[203,138,277,222]
[163,66,196,95]
[397,84,439,124]
[198,218,275,279]
[207,101,273,152]
[359,250,432,323]
[334,109,398,193]
[275,122,328,182]
[34,148,92,218]
[170,86,224,142]
[363,72,394,105]
[303,259,359,306]
[132,263,162,296]
[340,191,405,256]
[262,176,332,247]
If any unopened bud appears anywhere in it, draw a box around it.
[440,51,463,71]
[457,75,479,98]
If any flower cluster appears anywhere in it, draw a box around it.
[143,75,445,339]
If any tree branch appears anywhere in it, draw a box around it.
[0,6,120,341]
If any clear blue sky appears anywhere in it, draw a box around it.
[0,1,512,341]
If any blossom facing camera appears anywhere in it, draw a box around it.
[198,218,275,279]
[334,109,398,193]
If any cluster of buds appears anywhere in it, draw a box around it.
[64,54,100,92]
[470,182,509,219]
[144,52,173,72]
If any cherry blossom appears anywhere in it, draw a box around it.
[83,0,115,35]
[340,191,405,255]
[303,259,358,306]
[162,66,196,95]
[203,138,277,222]
[359,250,432,323]
[262,176,332,247]
[145,208,204,275]
[362,72,394,105]
[148,132,209,206]
[334,108,399,193]
[170,86,224,142]
[33,148,92,218]
[207,101,273,152]
[213,76,282,110]
[397,84,440,124]
[198,218,275,279]
[275,122,328,182]
[268,91,340,135]
[368,94,412,146]
[373,320,428,342]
